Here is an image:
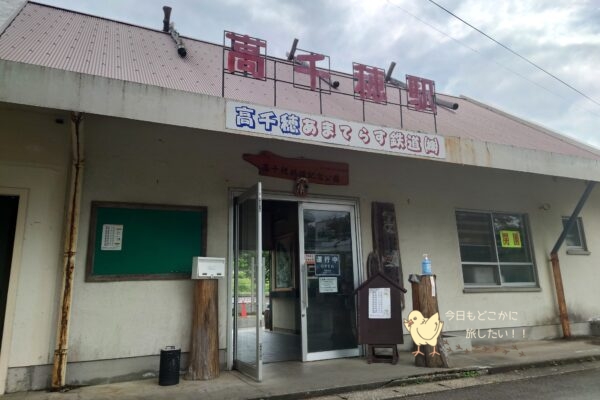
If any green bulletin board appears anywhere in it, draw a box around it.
[86,201,207,281]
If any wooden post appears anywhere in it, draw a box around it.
[548,181,594,339]
[410,277,425,367]
[186,280,219,380]
[411,275,449,368]
[550,253,571,338]
[371,202,405,308]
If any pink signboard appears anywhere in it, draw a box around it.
[353,63,387,104]
[406,75,436,113]
[222,32,438,115]
[225,31,267,80]
[294,52,331,91]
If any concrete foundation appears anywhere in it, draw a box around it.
[5,350,227,393]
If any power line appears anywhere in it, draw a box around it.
[385,0,600,119]
[384,1,564,102]
[427,0,600,108]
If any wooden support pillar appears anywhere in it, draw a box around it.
[550,253,571,338]
[548,181,594,338]
[186,279,219,380]
[410,275,449,368]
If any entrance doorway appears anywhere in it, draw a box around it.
[0,196,18,350]
[232,185,361,381]
[262,199,301,363]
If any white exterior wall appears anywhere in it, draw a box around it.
[352,143,599,334]
[2,106,599,388]
[0,105,70,368]
[68,112,600,362]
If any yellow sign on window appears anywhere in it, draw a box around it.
[500,230,522,248]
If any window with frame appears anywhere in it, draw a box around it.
[561,216,589,254]
[455,210,537,287]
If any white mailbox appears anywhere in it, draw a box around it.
[192,257,226,279]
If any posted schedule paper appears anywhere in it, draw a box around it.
[368,287,391,319]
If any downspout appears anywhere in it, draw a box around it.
[51,112,84,390]
[549,181,595,339]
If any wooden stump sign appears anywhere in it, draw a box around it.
[186,279,220,380]
[371,202,405,308]
[409,274,449,368]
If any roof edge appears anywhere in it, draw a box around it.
[31,1,186,37]
[460,95,600,158]
[2,59,600,181]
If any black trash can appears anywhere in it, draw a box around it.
[159,346,181,386]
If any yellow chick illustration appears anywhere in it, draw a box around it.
[403,310,444,356]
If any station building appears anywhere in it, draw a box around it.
[0,0,599,393]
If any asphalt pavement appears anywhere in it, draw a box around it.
[409,365,600,400]
[311,359,600,399]
[2,337,599,399]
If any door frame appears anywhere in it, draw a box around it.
[298,202,361,361]
[227,187,363,370]
[0,188,28,395]
[232,183,264,380]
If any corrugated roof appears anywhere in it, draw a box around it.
[0,2,223,95]
[1,2,598,161]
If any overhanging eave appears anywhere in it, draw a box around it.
[2,59,599,182]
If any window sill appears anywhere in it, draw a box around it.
[463,286,541,294]
[566,249,590,256]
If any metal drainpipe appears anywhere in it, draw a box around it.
[549,181,595,339]
[51,112,84,390]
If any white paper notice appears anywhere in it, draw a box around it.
[430,276,436,297]
[101,224,123,251]
[368,288,391,319]
[318,277,338,293]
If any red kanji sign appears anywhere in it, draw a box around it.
[512,232,521,247]
[243,151,349,185]
[294,53,331,91]
[225,31,267,79]
[406,75,436,113]
[501,231,510,247]
[353,63,386,103]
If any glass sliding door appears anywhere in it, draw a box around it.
[234,183,263,381]
[298,203,360,361]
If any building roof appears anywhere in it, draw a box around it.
[1,2,599,162]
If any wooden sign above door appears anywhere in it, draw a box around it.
[243,151,349,185]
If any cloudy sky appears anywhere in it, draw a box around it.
[39,0,600,148]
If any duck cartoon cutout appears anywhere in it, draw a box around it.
[403,310,444,356]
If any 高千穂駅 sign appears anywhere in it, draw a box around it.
[226,101,446,160]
